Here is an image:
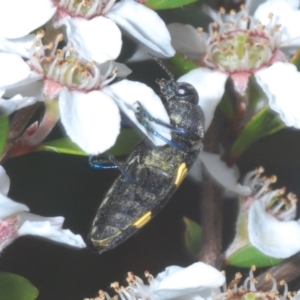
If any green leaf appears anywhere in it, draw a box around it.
[291,48,300,71]
[38,137,87,155]
[0,273,39,300]
[38,128,141,156]
[183,217,202,258]
[229,106,285,160]
[0,115,9,157]
[167,53,198,77]
[108,129,141,156]
[144,0,199,10]
[226,244,282,268]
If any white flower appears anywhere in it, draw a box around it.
[226,167,300,259]
[0,165,86,251]
[0,34,170,154]
[0,35,36,58]
[0,0,174,63]
[0,51,39,115]
[215,266,297,300]
[189,152,251,196]
[242,167,300,258]
[169,0,300,130]
[93,262,225,300]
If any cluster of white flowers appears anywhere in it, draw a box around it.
[0,0,177,250]
[240,167,300,259]
[168,0,300,130]
[0,165,86,251]
[84,263,300,300]
[222,166,300,260]
[84,262,225,300]
[0,0,175,155]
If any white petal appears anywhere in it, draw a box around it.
[168,23,205,60]
[103,80,171,146]
[178,68,228,130]
[4,80,44,99]
[0,166,10,195]
[0,0,56,39]
[126,44,168,62]
[99,61,132,78]
[0,52,37,90]
[249,201,300,258]
[65,16,122,63]
[0,194,29,220]
[255,62,300,128]
[292,291,300,300]
[0,35,35,58]
[188,155,203,182]
[155,262,225,300]
[246,0,268,15]
[18,212,86,248]
[254,0,300,47]
[59,88,121,154]
[106,0,175,57]
[0,95,36,115]
[200,152,251,196]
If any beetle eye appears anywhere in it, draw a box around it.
[175,83,199,104]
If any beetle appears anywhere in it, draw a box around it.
[88,70,205,254]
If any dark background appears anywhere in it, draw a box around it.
[1,1,300,299]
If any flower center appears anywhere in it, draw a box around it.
[54,0,116,19]
[209,30,273,72]
[202,6,283,73]
[28,30,117,98]
[243,167,298,221]
[218,267,293,300]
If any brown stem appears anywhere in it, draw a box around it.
[199,120,223,269]
[256,253,300,290]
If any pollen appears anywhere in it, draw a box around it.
[55,0,116,18]
[242,167,299,221]
[28,32,118,97]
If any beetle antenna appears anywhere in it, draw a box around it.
[147,53,175,81]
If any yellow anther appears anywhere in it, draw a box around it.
[197,27,203,34]
[46,42,54,50]
[36,29,45,38]
[257,23,265,30]
[212,22,219,29]
[288,192,298,203]
[86,61,94,68]
[257,166,264,175]
[219,7,225,14]
[111,282,120,292]
[274,24,281,31]
[278,187,286,195]
[56,33,64,42]
[265,273,272,281]
[270,175,277,183]
[34,41,41,48]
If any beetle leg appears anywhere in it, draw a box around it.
[89,154,137,184]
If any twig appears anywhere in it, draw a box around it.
[199,120,223,269]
